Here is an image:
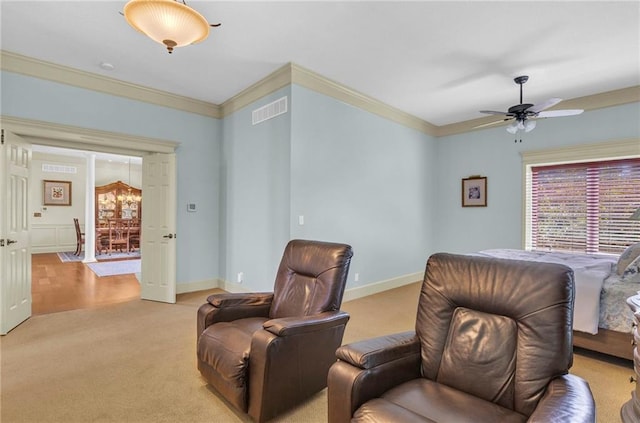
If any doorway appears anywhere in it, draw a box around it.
[31,145,143,315]
[1,117,179,333]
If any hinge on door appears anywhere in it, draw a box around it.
[1,129,4,145]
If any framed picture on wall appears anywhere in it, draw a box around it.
[462,176,487,207]
[43,180,72,206]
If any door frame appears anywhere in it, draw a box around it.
[1,116,180,309]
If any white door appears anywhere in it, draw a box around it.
[141,153,176,303]
[0,129,32,334]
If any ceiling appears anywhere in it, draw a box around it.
[1,1,639,127]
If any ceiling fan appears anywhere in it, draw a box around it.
[477,75,584,135]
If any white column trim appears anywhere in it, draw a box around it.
[83,153,97,263]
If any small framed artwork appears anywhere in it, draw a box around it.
[462,176,487,207]
[43,180,72,206]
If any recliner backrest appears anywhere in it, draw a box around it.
[269,239,353,319]
[416,253,574,417]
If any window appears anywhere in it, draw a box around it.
[526,158,640,254]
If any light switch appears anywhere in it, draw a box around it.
[298,215,304,225]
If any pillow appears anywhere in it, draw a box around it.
[623,254,640,282]
[617,242,640,275]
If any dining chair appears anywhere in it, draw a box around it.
[73,218,84,256]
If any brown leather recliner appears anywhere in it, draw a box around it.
[328,253,596,423]
[197,239,353,423]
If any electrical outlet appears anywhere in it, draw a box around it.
[354,273,359,282]
[237,272,244,283]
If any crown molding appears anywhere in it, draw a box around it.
[219,62,438,135]
[220,63,293,116]
[290,63,438,136]
[0,50,221,118]
[436,85,640,137]
[2,50,637,137]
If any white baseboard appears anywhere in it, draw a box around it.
[176,272,423,300]
[175,278,254,294]
[219,280,252,293]
[342,271,423,303]
[176,278,221,294]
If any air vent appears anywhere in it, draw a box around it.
[252,96,288,125]
[42,164,77,174]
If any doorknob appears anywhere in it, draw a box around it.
[163,234,174,239]
[7,239,17,245]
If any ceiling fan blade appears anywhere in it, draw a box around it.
[528,98,562,113]
[479,110,513,116]
[473,118,513,129]
[536,109,584,118]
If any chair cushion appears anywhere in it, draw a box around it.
[197,317,268,408]
[270,240,353,318]
[352,379,527,423]
[417,253,574,416]
[437,307,516,404]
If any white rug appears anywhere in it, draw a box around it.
[57,251,140,263]
[86,259,141,277]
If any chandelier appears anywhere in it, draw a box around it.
[117,159,142,207]
[118,189,141,207]
[123,0,220,54]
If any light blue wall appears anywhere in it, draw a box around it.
[3,68,638,293]
[435,102,640,254]
[219,84,437,292]
[1,71,222,286]
[290,85,438,288]
[221,87,292,291]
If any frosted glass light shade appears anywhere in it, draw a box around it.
[124,0,209,53]
[506,119,537,134]
[524,120,537,132]
[506,121,519,134]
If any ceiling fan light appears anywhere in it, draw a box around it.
[124,0,210,52]
[517,120,525,130]
[524,120,537,132]
[506,122,518,134]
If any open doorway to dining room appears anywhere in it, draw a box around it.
[31,145,143,315]
[2,117,177,333]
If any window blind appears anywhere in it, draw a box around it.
[528,158,640,254]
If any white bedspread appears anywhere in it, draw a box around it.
[473,249,617,334]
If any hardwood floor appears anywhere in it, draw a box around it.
[31,253,141,315]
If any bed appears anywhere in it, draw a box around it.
[473,249,640,361]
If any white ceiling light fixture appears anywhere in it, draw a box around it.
[123,0,221,54]
[507,118,536,134]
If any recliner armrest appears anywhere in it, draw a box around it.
[527,374,595,423]
[207,292,274,308]
[263,311,350,336]
[197,292,274,339]
[336,330,419,369]
[328,331,422,423]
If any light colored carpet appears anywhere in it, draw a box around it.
[0,282,632,422]
[86,259,141,277]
